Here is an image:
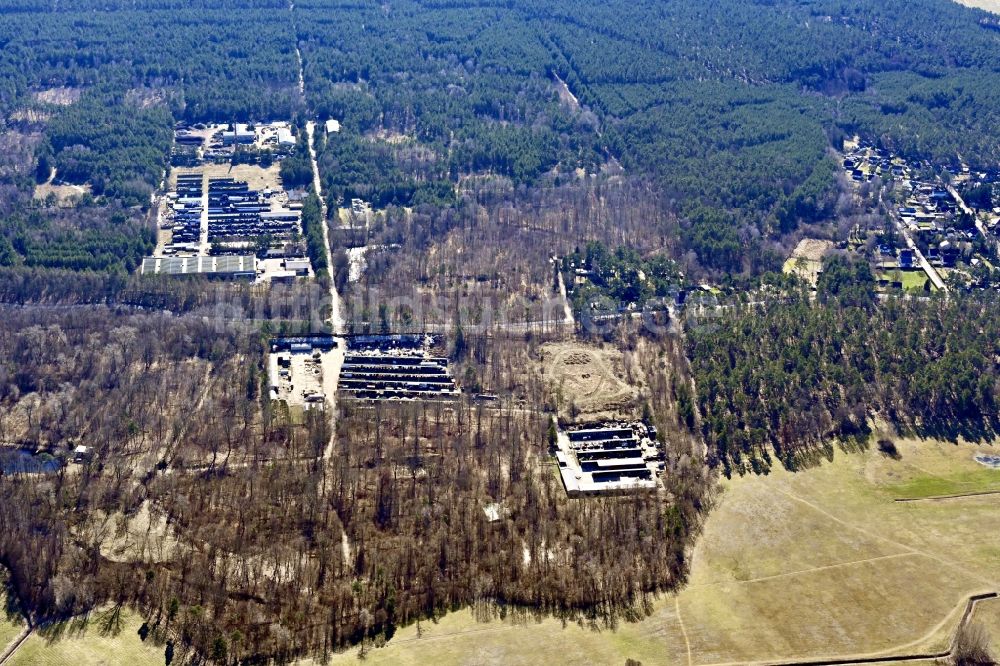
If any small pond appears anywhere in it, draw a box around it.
[0,449,62,474]
[973,454,1000,470]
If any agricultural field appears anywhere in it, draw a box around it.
[314,437,1000,665]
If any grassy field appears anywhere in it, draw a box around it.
[878,269,933,292]
[783,257,822,285]
[0,611,26,656]
[8,607,163,666]
[783,238,832,287]
[0,571,28,656]
[971,597,1000,655]
[315,437,1000,665]
[886,467,1000,499]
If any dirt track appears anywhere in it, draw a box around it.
[894,489,1000,502]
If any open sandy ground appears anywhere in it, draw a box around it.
[954,0,1000,13]
[167,163,282,194]
[539,342,638,422]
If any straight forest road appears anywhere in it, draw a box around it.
[304,121,343,335]
[292,2,347,486]
[304,120,347,482]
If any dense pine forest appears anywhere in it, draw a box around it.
[689,256,1000,476]
[2,0,1000,272]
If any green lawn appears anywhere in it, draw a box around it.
[886,467,1000,499]
[878,269,933,292]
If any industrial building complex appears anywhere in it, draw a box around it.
[151,121,314,283]
[336,335,459,402]
[555,421,664,496]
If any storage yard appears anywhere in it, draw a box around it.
[268,333,461,410]
[337,335,459,402]
[555,420,663,496]
[268,336,343,413]
[151,122,312,283]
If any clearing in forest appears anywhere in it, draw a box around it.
[32,87,81,106]
[783,238,833,286]
[32,181,90,207]
[953,0,1000,13]
[539,342,638,422]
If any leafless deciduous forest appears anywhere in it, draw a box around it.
[0,307,710,663]
[337,179,684,331]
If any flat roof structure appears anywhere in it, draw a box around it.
[270,269,298,283]
[559,467,654,495]
[556,421,662,496]
[270,336,339,352]
[337,335,458,402]
[141,255,256,279]
[284,258,311,274]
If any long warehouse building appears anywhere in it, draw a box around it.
[141,256,257,280]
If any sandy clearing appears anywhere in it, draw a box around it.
[539,342,638,421]
[954,0,1000,12]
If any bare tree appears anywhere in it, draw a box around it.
[954,621,996,666]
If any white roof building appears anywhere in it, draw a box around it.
[284,258,311,274]
[141,255,257,280]
[325,119,341,134]
[277,127,295,147]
